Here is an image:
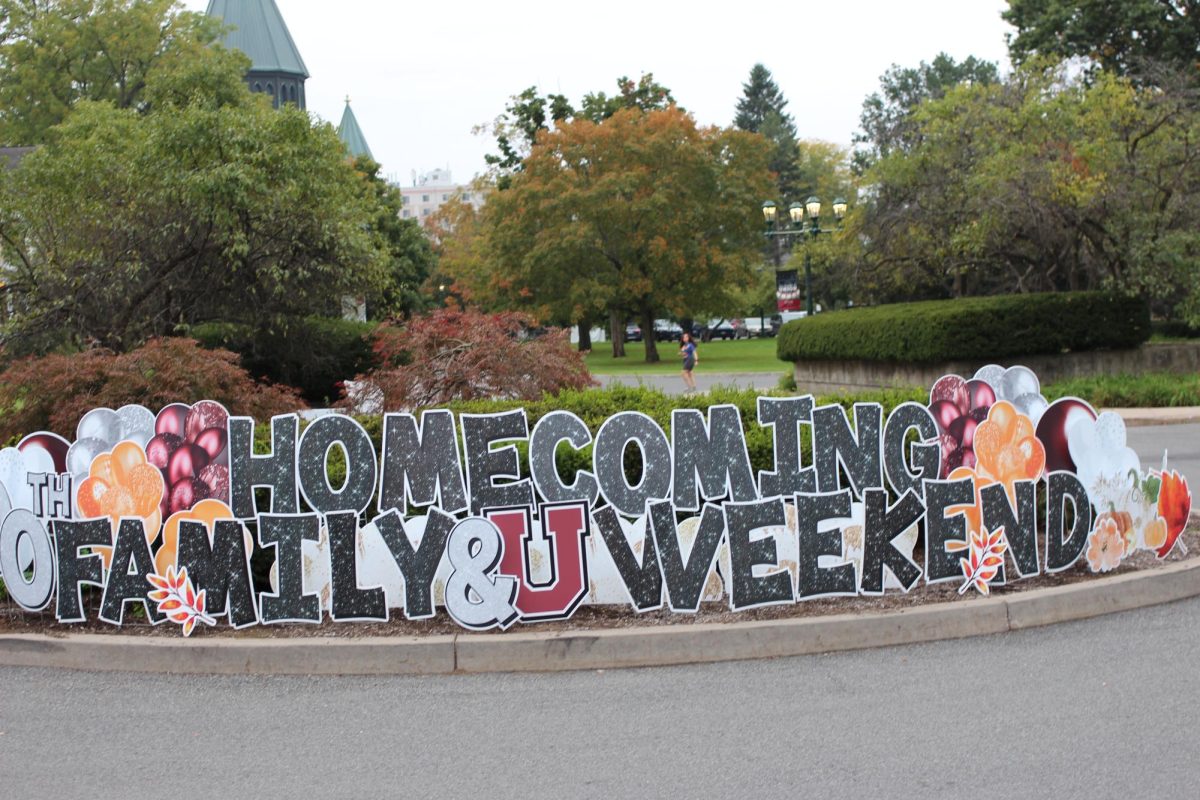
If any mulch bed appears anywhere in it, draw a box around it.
[2,528,1195,640]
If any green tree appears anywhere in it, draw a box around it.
[352,156,437,319]
[853,63,1200,322]
[734,63,796,136]
[734,63,803,203]
[0,0,248,145]
[853,53,999,172]
[480,106,774,362]
[0,99,388,353]
[482,73,674,188]
[1003,0,1200,78]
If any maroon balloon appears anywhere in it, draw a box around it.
[170,477,210,514]
[145,433,184,470]
[194,427,227,461]
[960,447,977,470]
[949,416,979,450]
[168,444,210,486]
[929,400,962,435]
[942,446,964,475]
[185,401,228,444]
[1036,398,1097,474]
[931,375,969,415]
[17,432,71,474]
[199,464,230,504]
[965,379,997,412]
[156,404,191,438]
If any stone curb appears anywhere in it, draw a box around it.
[3,558,1198,676]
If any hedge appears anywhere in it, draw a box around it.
[777,292,1151,364]
[190,317,379,405]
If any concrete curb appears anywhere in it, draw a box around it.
[1115,407,1200,427]
[3,558,1199,676]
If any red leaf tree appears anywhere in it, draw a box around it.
[344,309,596,411]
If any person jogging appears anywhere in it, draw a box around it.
[680,332,698,393]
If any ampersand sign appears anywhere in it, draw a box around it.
[444,517,519,630]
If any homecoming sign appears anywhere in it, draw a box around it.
[0,366,1191,635]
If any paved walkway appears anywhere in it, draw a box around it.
[600,372,786,393]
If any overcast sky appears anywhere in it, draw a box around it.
[183,0,1015,187]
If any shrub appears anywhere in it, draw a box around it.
[1045,373,1200,408]
[190,318,379,405]
[1151,320,1200,340]
[344,309,596,411]
[777,292,1151,364]
[0,338,306,441]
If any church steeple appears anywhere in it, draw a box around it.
[206,0,309,109]
[337,98,375,161]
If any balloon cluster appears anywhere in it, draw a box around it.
[929,376,996,477]
[145,401,231,516]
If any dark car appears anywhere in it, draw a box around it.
[625,324,643,343]
[707,319,737,340]
[653,319,683,341]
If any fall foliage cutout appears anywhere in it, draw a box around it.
[950,528,1008,596]
[147,565,214,638]
[1155,470,1191,559]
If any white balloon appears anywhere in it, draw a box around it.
[0,448,35,513]
[1001,366,1041,402]
[67,437,108,483]
[76,408,121,446]
[1014,392,1049,426]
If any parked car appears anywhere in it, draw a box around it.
[653,319,683,341]
[625,324,643,343]
[707,319,737,340]
[743,318,773,338]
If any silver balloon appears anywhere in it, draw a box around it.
[67,437,109,482]
[0,479,11,523]
[1000,366,1041,402]
[116,404,155,447]
[1013,392,1050,426]
[973,365,1005,390]
[75,408,121,447]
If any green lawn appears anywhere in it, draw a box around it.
[586,337,787,375]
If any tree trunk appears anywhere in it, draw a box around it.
[642,308,660,363]
[609,309,625,358]
[577,321,592,352]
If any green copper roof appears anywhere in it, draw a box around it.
[206,0,309,78]
[337,100,374,161]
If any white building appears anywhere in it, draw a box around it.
[398,168,485,226]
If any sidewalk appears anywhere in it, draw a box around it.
[1115,407,1200,426]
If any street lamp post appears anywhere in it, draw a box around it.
[762,196,848,317]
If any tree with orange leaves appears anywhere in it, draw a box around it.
[477,106,773,362]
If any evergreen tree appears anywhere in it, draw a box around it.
[735,64,802,203]
[735,64,797,137]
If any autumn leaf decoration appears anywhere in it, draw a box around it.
[147,565,215,637]
[949,528,1008,596]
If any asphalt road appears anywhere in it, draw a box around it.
[2,596,1199,798]
[1128,423,1200,499]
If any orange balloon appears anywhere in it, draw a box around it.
[110,441,145,485]
[77,476,108,519]
[90,453,116,486]
[989,401,1018,442]
[127,463,165,517]
[1016,436,1046,480]
[973,420,1002,477]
